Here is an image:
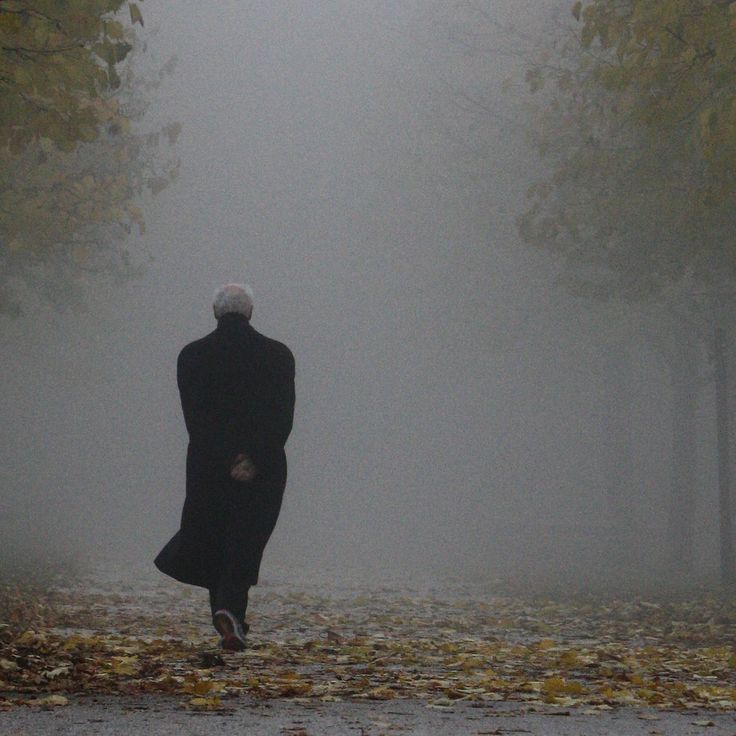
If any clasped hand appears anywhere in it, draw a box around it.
[230,453,256,482]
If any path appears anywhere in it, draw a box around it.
[1,562,735,734]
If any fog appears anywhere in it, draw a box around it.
[0,1,724,587]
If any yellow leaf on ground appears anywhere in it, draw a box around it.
[188,696,221,709]
[365,686,396,700]
[31,695,68,707]
[110,656,139,676]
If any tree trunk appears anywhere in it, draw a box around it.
[602,343,639,568]
[713,323,735,585]
[668,329,698,573]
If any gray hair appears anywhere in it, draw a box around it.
[212,283,254,319]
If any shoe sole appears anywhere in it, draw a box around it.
[213,612,246,652]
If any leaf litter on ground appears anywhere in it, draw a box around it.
[1,570,735,712]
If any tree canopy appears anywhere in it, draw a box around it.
[0,1,144,151]
[0,1,177,313]
[519,0,736,302]
[576,0,736,205]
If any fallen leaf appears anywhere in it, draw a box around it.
[30,695,68,707]
[187,696,222,709]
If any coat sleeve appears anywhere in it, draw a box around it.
[177,346,237,463]
[177,347,201,440]
[244,348,295,470]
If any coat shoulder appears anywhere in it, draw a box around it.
[253,330,295,367]
[178,331,217,364]
[178,326,293,369]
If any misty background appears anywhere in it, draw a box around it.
[0,1,722,587]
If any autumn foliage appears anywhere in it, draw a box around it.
[520,0,736,298]
[0,1,178,312]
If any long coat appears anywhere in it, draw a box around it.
[155,313,295,589]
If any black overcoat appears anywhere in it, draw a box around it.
[154,313,295,589]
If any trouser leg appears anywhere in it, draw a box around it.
[209,574,250,632]
[208,588,218,622]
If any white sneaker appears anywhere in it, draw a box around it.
[213,609,247,651]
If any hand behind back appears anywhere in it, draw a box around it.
[230,453,257,482]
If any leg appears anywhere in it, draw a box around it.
[210,574,250,651]
[210,566,250,632]
[208,587,218,623]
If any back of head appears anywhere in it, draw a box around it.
[213,283,254,320]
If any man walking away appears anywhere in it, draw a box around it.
[155,283,295,651]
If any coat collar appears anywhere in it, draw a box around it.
[215,312,253,334]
